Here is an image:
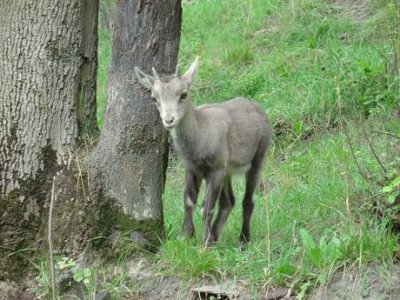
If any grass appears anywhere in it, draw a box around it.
[93,0,400,297]
[162,0,400,293]
[32,255,138,299]
[160,119,399,288]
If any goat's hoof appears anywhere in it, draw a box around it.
[238,240,248,252]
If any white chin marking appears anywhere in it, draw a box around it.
[164,124,174,129]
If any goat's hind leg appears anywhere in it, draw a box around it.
[239,140,268,250]
[211,176,235,243]
[182,171,202,238]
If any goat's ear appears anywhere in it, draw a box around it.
[134,67,154,89]
[182,56,199,85]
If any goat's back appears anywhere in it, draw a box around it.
[197,97,271,171]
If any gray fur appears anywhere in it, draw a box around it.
[135,57,272,248]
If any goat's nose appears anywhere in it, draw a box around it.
[165,116,174,125]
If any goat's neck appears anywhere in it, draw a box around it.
[172,103,202,156]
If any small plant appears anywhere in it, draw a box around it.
[33,256,97,299]
[299,228,342,284]
[345,122,400,230]
[382,176,400,206]
[33,259,51,299]
[57,257,96,297]
[381,175,400,228]
[270,259,298,285]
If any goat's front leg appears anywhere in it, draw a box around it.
[201,170,225,247]
[182,171,202,238]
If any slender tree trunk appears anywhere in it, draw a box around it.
[0,0,98,281]
[79,0,100,136]
[91,0,182,244]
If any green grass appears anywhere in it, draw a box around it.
[96,0,400,296]
[180,0,399,135]
[32,254,138,299]
[161,119,399,288]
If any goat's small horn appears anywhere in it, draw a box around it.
[152,67,160,80]
[175,65,181,77]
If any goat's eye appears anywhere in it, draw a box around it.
[150,96,157,102]
[179,92,187,102]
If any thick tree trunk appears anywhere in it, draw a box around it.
[91,0,182,244]
[0,0,98,281]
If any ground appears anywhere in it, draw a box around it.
[131,260,400,300]
[87,259,400,299]
[309,264,400,300]
[1,259,400,299]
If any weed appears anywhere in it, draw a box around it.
[382,176,400,205]
[157,240,219,279]
[33,254,137,299]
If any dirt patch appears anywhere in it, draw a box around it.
[334,0,372,21]
[123,257,293,300]
[0,281,34,300]
[309,264,400,300]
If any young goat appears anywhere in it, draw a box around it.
[135,57,272,248]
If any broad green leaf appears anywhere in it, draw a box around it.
[276,262,297,276]
[382,185,393,193]
[73,269,84,282]
[310,248,321,266]
[300,228,316,251]
[388,190,400,204]
[382,176,400,193]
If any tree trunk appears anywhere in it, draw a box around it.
[90,0,182,244]
[0,0,181,283]
[79,0,100,136]
[0,0,98,281]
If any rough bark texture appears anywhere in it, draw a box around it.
[79,0,100,136]
[0,1,81,197]
[0,0,98,281]
[91,0,182,244]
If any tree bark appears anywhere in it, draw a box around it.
[0,0,181,283]
[90,0,182,244]
[79,0,100,136]
[0,0,98,281]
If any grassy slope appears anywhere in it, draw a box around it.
[159,0,400,291]
[97,0,400,295]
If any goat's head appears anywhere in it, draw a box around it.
[135,57,199,129]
